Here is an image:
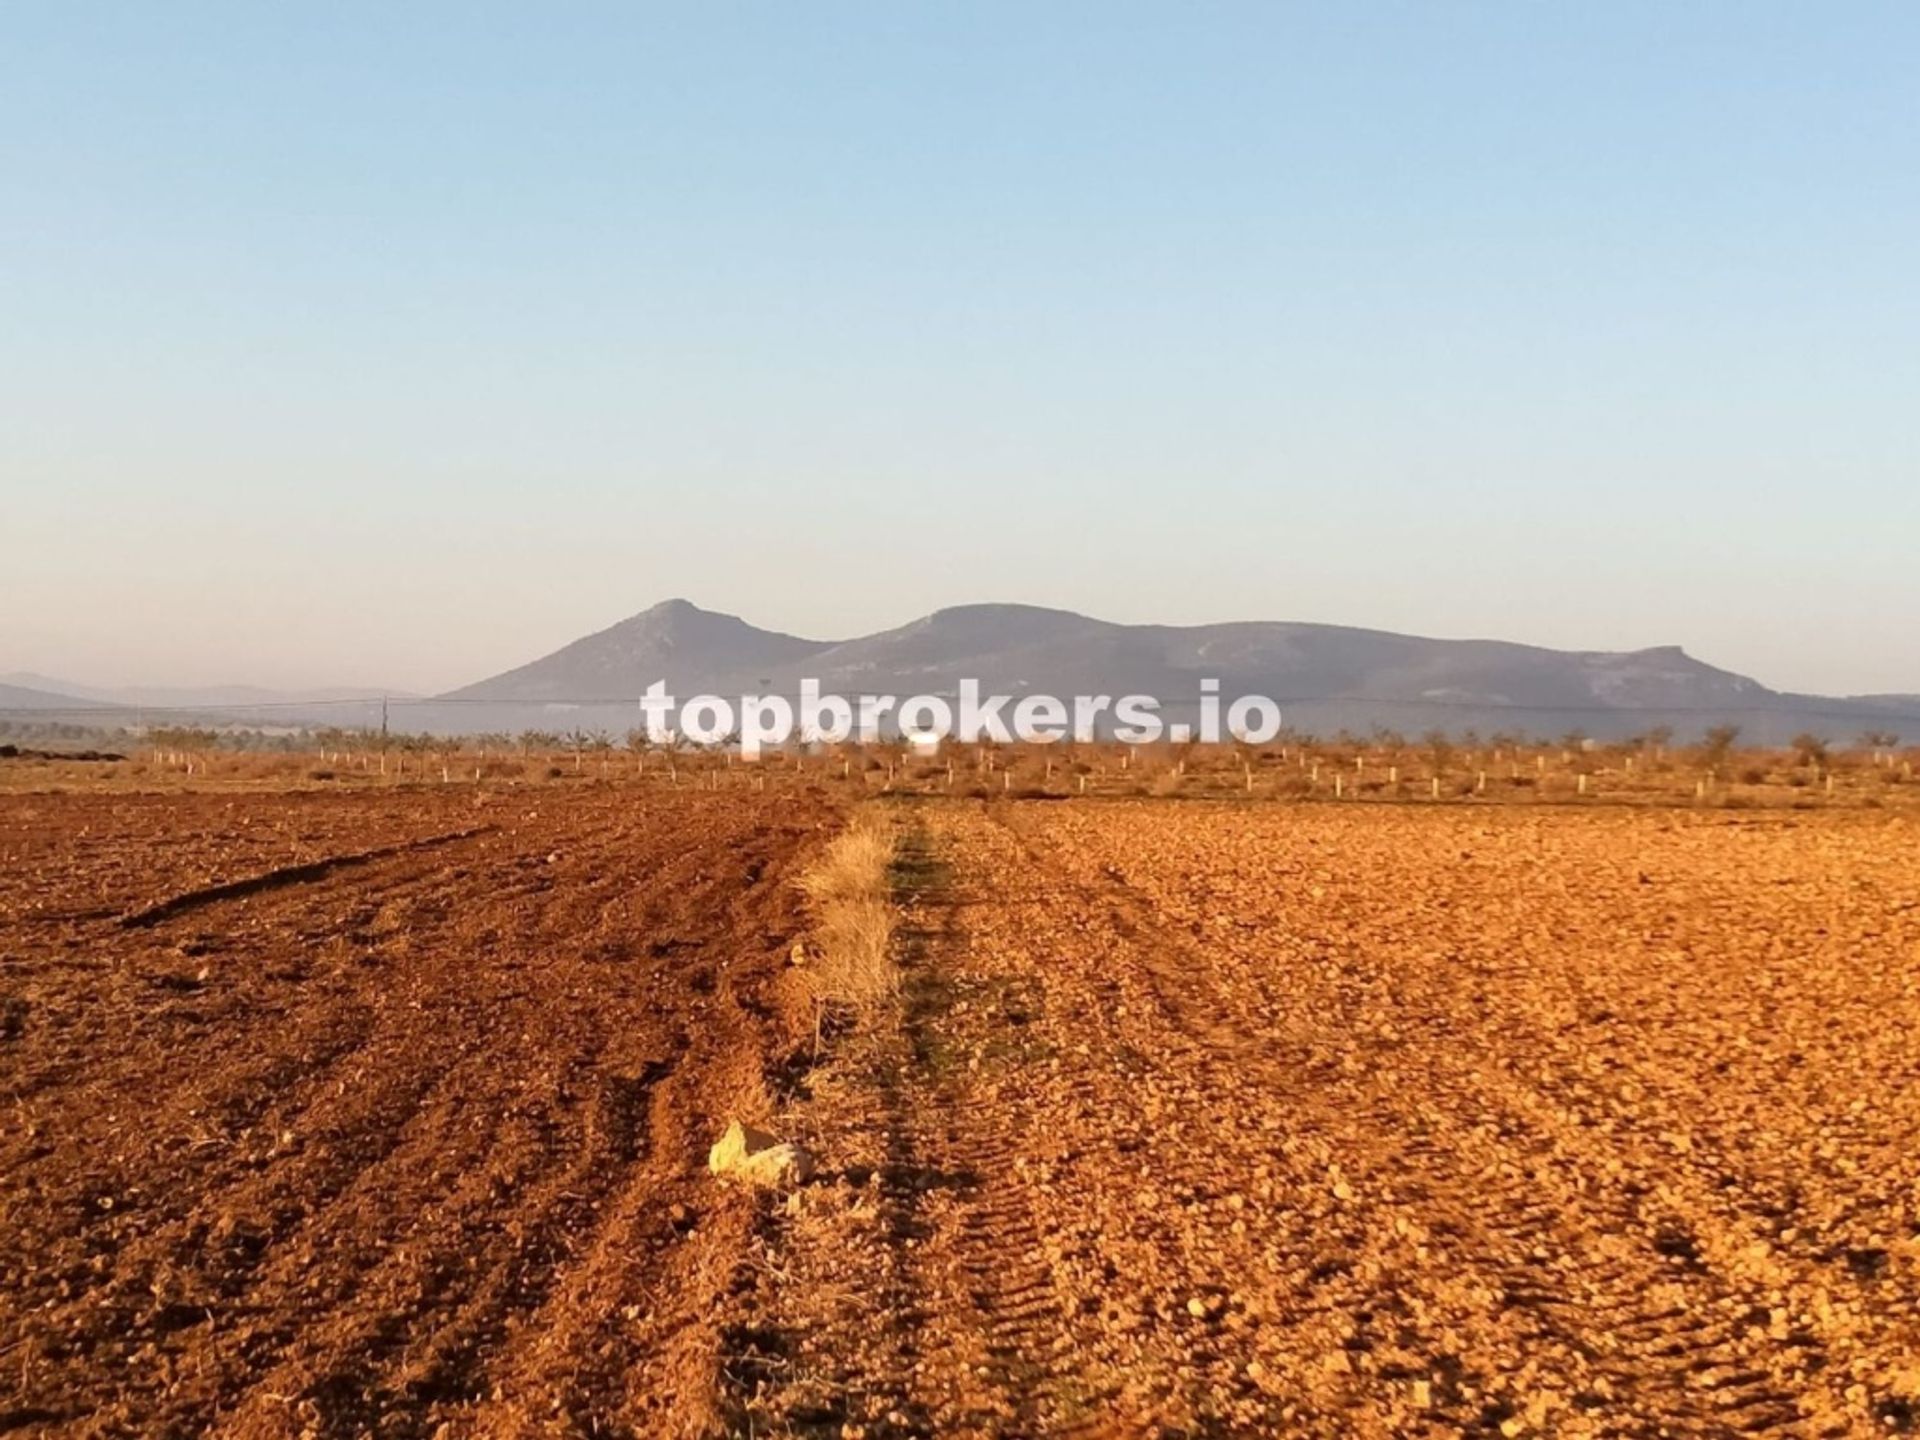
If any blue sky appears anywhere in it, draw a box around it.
[3,4,1915,693]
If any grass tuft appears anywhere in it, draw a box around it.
[797,810,898,1016]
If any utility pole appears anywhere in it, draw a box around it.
[381,694,388,742]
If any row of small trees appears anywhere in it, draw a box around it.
[29,719,1913,771]
[1309,725,1899,775]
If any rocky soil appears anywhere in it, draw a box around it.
[1,785,839,1438]
[736,801,1920,1438]
[6,790,1917,1437]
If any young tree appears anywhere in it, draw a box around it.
[1790,733,1830,768]
[1700,725,1742,771]
[1636,725,1674,754]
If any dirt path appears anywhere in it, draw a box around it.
[1,786,839,1439]
[738,800,1920,1439]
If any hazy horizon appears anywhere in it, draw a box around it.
[6,5,1916,695]
[7,596,1918,704]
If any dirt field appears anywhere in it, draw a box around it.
[5,787,1919,1438]
[1,785,840,1438]
[741,802,1920,1438]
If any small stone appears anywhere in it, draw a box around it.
[707,1120,815,1188]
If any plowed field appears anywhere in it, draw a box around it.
[740,802,1920,1439]
[1,786,839,1438]
[7,790,1919,1438]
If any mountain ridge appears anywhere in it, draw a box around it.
[435,600,1907,742]
[7,603,1915,742]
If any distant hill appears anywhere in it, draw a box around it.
[0,681,108,713]
[437,600,1920,743]
[0,673,406,710]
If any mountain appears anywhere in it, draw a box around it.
[0,673,406,709]
[774,608,1765,711]
[438,600,1920,743]
[443,599,830,702]
[10,605,1913,741]
[0,681,110,712]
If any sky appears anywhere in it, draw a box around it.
[3,3,1916,696]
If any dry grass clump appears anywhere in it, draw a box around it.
[797,810,898,1015]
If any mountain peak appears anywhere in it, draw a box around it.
[616,598,722,633]
[442,601,830,702]
[636,597,701,620]
[429,600,1914,743]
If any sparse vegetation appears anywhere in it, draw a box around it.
[9,727,1920,811]
[1700,723,1742,770]
[795,808,898,1018]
